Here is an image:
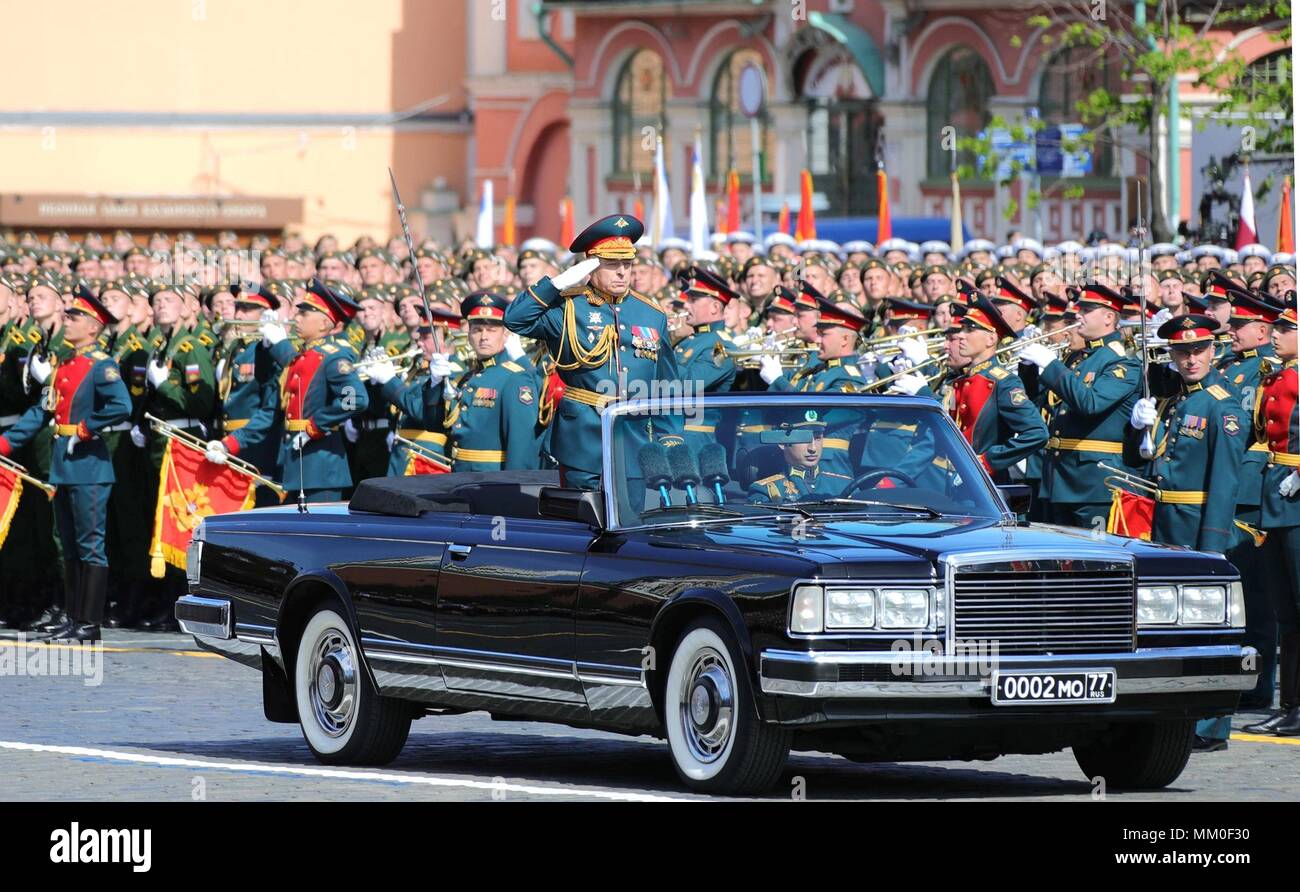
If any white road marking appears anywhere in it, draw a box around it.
[0,739,690,802]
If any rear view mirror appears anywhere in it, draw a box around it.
[538,487,606,528]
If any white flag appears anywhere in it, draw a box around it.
[476,179,494,248]
[652,137,674,246]
[690,132,709,255]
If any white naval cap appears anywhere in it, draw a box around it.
[841,240,875,255]
[1238,243,1272,259]
[995,245,1016,259]
[764,232,796,249]
[1271,252,1295,266]
[961,238,997,257]
[1222,248,1240,265]
[1147,242,1179,257]
[1055,240,1084,254]
[726,230,756,244]
[918,239,952,258]
[1011,237,1044,258]
[520,236,559,254]
[657,237,692,254]
[1190,244,1225,260]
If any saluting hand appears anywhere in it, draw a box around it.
[550,257,601,291]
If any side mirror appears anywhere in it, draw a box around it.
[538,487,606,528]
[997,484,1033,517]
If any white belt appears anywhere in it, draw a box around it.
[166,417,206,429]
[102,422,134,432]
[359,419,390,431]
[0,414,19,427]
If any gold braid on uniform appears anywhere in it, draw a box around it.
[443,364,476,428]
[555,294,617,372]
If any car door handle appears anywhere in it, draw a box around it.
[448,544,473,560]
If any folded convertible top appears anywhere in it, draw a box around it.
[348,471,563,517]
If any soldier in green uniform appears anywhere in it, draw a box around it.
[1019,281,1143,531]
[1126,313,1248,750]
[747,409,850,502]
[503,214,682,490]
[674,266,737,451]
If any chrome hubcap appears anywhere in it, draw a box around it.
[308,629,357,738]
[680,648,733,763]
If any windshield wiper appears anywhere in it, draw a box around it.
[795,498,942,518]
[761,504,814,519]
[642,503,746,518]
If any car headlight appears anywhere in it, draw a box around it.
[790,584,935,633]
[1181,585,1226,625]
[1137,585,1179,625]
[1137,582,1236,627]
[790,584,824,633]
[878,588,930,629]
[825,588,875,630]
[1228,581,1245,628]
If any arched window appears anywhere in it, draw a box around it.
[709,49,770,182]
[612,50,666,177]
[1039,45,1115,177]
[926,47,994,179]
[1242,49,1290,100]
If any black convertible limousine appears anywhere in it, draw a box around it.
[178,394,1256,794]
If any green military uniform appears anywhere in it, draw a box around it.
[747,465,848,502]
[351,326,412,482]
[675,267,739,452]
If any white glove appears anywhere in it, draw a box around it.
[758,354,783,385]
[129,425,146,449]
[214,357,226,384]
[888,373,928,396]
[428,353,452,385]
[1129,397,1158,430]
[551,257,601,291]
[1018,342,1057,370]
[365,358,397,385]
[1280,470,1300,499]
[205,440,228,465]
[65,435,78,457]
[860,350,879,368]
[343,419,359,443]
[28,352,52,384]
[386,431,396,451]
[897,336,929,368]
[505,332,526,360]
[290,431,310,452]
[1021,323,1041,340]
[146,359,170,388]
[260,320,288,346]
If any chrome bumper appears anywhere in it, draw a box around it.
[759,645,1258,698]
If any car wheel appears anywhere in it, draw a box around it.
[1072,720,1195,789]
[294,606,411,766]
[663,617,790,795]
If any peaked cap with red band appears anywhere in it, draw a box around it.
[298,277,360,325]
[764,285,798,316]
[683,265,737,305]
[795,278,826,310]
[1157,312,1218,347]
[1076,281,1126,313]
[883,297,931,324]
[991,275,1035,313]
[69,282,117,326]
[462,290,509,322]
[813,296,867,332]
[959,294,1016,341]
[1229,289,1284,324]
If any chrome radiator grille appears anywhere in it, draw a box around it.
[950,559,1135,656]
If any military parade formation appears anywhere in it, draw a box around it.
[0,216,1296,751]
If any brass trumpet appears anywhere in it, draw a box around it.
[989,321,1084,361]
[859,326,944,348]
[356,346,424,380]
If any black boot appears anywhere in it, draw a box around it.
[1272,633,1300,736]
[69,564,107,642]
[38,561,80,639]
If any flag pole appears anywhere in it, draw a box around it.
[145,413,286,497]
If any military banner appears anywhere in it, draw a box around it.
[1106,488,1154,541]
[149,438,257,577]
[396,435,452,476]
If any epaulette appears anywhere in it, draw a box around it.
[7,328,25,345]
[845,365,861,377]
[90,350,109,361]
[1106,340,1127,357]
[320,343,338,354]
[502,360,525,373]
[823,471,851,480]
[989,366,1009,380]
[630,290,666,314]
[718,330,735,343]
[755,473,784,486]
[197,332,214,347]
[560,285,588,299]
[1206,384,1231,401]
[386,344,402,357]
[176,340,193,354]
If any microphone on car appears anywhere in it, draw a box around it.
[638,443,673,508]
[697,443,729,504]
[668,445,701,505]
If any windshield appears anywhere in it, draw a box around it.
[604,395,1005,528]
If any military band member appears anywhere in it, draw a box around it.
[204,284,284,497]
[1243,296,1300,736]
[349,285,412,480]
[1019,282,1142,530]
[504,214,682,490]
[675,266,737,450]
[759,280,823,390]
[258,278,369,502]
[0,289,131,640]
[365,316,457,476]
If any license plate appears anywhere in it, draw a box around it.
[991,669,1116,705]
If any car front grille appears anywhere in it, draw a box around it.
[951,560,1135,656]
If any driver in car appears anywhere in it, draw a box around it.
[747,409,850,502]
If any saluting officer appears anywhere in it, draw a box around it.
[675,265,738,450]
[1244,296,1300,736]
[1126,313,1248,751]
[504,214,682,490]
[259,278,368,502]
[1018,282,1142,530]
[935,296,1048,482]
[203,283,284,501]
[0,288,131,640]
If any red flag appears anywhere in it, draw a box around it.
[778,201,790,235]
[1235,164,1257,249]
[632,197,645,222]
[150,438,258,577]
[795,169,816,241]
[1106,489,1154,541]
[404,450,451,476]
[1278,176,1294,254]
[502,193,516,248]
[559,196,575,247]
[876,167,891,242]
[0,466,25,548]
[725,169,741,233]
